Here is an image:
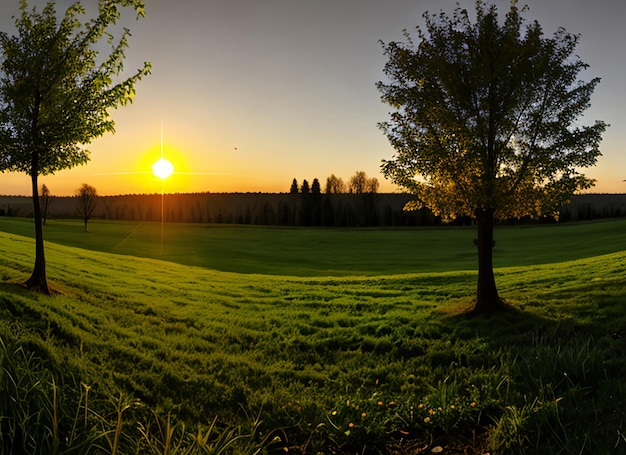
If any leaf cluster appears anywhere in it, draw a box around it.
[0,0,151,176]
[378,0,607,221]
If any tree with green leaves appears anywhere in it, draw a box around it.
[76,183,98,232]
[377,1,606,312]
[0,0,150,294]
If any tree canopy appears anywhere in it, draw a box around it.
[349,170,379,194]
[378,0,606,222]
[0,0,150,293]
[0,0,150,177]
[325,174,346,194]
[377,0,606,311]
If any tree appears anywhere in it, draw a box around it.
[310,178,322,226]
[325,174,346,194]
[349,170,379,194]
[76,183,98,232]
[311,178,321,195]
[348,170,380,226]
[0,1,150,294]
[40,184,52,225]
[290,178,299,194]
[299,180,311,225]
[377,1,606,312]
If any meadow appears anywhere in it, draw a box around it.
[1,217,626,275]
[0,218,625,454]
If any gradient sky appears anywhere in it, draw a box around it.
[0,0,624,196]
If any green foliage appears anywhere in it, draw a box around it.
[0,225,624,453]
[0,0,150,293]
[0,0,150,176]
[378,0,609,311]
[378,0,607,221]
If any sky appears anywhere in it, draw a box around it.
[0,0,624,196]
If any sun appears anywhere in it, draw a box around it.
[152,158,174,180]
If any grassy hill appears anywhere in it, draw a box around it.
[1,217,626,275]
[0,221,624,453]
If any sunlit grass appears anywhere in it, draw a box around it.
[1,217,626,275]
[0,223,624,453]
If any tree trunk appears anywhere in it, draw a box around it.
[25,171,51,294]
[473,207,502,312]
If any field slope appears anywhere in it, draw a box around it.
[0,224,624,453]
[1,217,626,275]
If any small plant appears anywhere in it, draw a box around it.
[0,336,57,453]
[488,401,537,454]
[94,392,141,455]
[137,411,193,455]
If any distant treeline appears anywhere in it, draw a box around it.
[1,193,625,227]
[0,192,428,227]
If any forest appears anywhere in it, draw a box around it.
[0,192,625,227]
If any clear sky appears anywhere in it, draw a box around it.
[0,0,624,196]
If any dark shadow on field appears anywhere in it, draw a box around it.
[0,281,30,293]
[430,298,626,452]
[0,282,43,319]
[438,300,555,340]
[436,293,624,347]
[0,281,34,301]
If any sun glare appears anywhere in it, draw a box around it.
[152,158,174,180]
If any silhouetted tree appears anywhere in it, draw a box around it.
[378,1,606,312]
[349,171,368,194]
[311,178,322,225]
[366,177,380,194]
[325,174,346,194]
[311,178,321,195]
[76,184,98,232]
[348,171,379,194]
[290,178,299,194]
[300,180,312,225]
[40,184,52,225]
[289,178,299,224]
[346,171,380,225]
[0,0,150,294]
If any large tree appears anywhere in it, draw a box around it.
[377,1,606,312]
[0,0,150,294]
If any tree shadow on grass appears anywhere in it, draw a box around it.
[430,296,626,453]
[0,282,52,331]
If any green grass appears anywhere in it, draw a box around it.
[0,220,625,453]
[1,217,626,275]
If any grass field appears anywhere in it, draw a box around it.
[1,217,626,275]
[0,218,625,453]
